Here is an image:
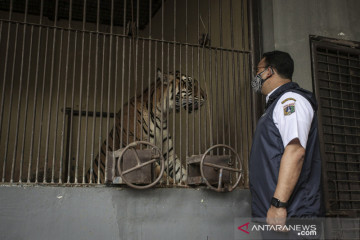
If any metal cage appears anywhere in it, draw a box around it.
[0,0,258,187]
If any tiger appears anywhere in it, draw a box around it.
[87,69,206,184]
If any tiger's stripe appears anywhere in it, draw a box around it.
[87,70,206,184]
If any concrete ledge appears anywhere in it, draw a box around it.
[0,186,251,240]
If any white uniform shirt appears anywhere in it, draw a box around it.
[266,88,314,149]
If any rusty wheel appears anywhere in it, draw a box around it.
[200,144,243,192]
[116,141,164,189]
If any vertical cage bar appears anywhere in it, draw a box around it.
[201,43,207,151]
[50,0,61,183]
[226,53,231,149]
[139,38,145,145]
[153,41,157,145]
[166,42,170,185]
[0,0,13,156]
[179,43,182,184]
[172,0,176,185]
[146,0,152,146]
[238,0,245,160]
[219,0,225,147]
[104,0,114,183]
[139,39,145,142]
[128,0,134,148]
[6,22,19,183]
[82,39,91,183]
[52,29,63,183]
[208,0,213,149]
[1,0,15,182]
[191,46,195,156]
[134,0,140,142]
[97,34,106,183]
[59,13,72,184]
[244,0,251,185]
[126,38,132,146]
[111,8,118,158]
[111,35,119,180]
[215,50,219,147]
[76,0,87,184]
[19,24,34,183]
[120,0,127,162]
[35,27,49,183]
[89,0,101,184]
[236,52,242,177]
[111,2,120,176]
[230,0,238,181]
[197,0,200,154]
[43,0,60,183]
[10,0,29,183]
[67,31,78,183]
[184,0,189,183]
[27,0,44,183]
[133,0,140,146]
[199,10,209,152]
[160,0,165,182]
[83,33,92,183]
[66,0,75,183]
[0,22,4,176]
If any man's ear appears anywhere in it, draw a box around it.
[269,67,274,74]
[265,66,274,77]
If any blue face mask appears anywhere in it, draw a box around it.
[251,67,273,93]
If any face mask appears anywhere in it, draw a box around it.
[251,67,273,93]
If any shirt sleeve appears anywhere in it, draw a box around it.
[273,92,314,149]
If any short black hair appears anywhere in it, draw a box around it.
[262,51,294,80]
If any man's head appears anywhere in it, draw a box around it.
[262,51,294,80]
[252,50,294,95]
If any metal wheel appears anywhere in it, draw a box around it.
[200,144,243,192]
[116,141,164,189]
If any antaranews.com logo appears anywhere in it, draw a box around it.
[234,217,360,240]
[237,221,317,237]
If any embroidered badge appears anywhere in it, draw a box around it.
[281,98,297,104]
[283,103,295,116]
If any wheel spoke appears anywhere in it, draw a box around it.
[203,162,241,173]
[122,158,158,175]
[131,148,141,166]
[217,168,223,191]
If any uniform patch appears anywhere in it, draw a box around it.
[281,98,297,104]
[283,103,295,116]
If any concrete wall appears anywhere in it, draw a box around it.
[0,186,251,240]
[261,0,360,91]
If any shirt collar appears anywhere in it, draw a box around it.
[266,86,280,103]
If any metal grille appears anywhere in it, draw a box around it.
[0,0,254,186]
[311,37,360,216]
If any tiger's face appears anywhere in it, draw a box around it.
[157,69,206,113]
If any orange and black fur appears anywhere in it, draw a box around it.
[87,69,206,184]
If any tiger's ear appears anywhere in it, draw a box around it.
[157,68,169,83]
[175,71,180,78]
[157,68,162,79]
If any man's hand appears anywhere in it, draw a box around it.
[266,205,288,232]
[267,138,304,232]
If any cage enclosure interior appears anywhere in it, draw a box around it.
[0,0,253,188]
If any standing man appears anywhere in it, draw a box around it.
[249,51,324,239]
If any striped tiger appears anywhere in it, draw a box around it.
[88,69,206,184]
